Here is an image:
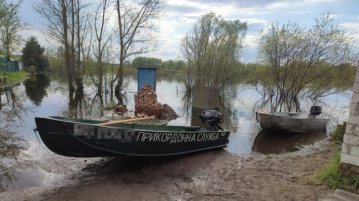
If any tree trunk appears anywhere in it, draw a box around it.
[75,0,83,90]
[62,0,74,92]
[114,79,122,101]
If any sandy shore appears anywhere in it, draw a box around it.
[0,139,339,201]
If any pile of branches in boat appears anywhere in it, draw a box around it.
[114,104,128,113]
[135,84,178,120]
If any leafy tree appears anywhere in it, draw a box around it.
[182,12,247,89]
[21,37,49,72]
[258,14,351,112]
[23,74,50,106]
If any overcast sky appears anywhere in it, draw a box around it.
[19,0,359,63]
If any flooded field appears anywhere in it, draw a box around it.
[0,73,352,194]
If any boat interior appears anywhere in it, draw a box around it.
[49,116,204,132]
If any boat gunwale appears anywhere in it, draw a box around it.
[256,111,330,121]
[37,116,230,133]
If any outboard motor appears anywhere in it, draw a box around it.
[309,105,322,117]
[199,110,223,130]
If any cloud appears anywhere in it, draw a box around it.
[340,21,359,44]
[166,4,201,14]
[241,34,259,62]
[304,0,338,3]
[340,22,359,31]
[241,18,268,31]
[243,34,259,48]
[187,0,282,7]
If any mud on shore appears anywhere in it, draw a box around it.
[0,139,338,201]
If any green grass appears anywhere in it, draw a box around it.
[317,152,342,187]
[317,151,359,191]
[0,70,28,84]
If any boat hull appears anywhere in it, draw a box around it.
[256,111,329,133]
[35,117,230,157]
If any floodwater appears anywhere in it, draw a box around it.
[0,73,351,192]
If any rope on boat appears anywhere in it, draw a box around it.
[33,128,75,172]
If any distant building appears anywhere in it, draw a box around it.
[0,55,20,72]
[0,55,7,71]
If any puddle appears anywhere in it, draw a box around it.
[252,131,327,154]
[0,162,63,192]
[12,167,62,189]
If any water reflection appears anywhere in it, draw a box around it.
[0,87,29,192]
[185,86,238,130]
[68,87,85,118]
[252,131,327,154]
[23,74,50,106]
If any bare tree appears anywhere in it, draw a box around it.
[0,0,26,57]
[89,0,113,95]
[35,0,74,90]
[112,0,163,100]
[35,0,90,92]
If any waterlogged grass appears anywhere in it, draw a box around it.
[0,70,28,84]
[317,151,359,191]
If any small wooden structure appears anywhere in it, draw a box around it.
[6,61,20,72]
[137,66,157,91]
[0,55,20,72]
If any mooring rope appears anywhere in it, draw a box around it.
[33,128,75,172]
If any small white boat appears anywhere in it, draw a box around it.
[256,106,329,133]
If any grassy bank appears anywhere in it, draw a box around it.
[0,70,28,84]
[317,150,359,192]
[316,125,359,192]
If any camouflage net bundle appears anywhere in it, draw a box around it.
[134,84,178,120]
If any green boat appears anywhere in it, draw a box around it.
[35,111,230,157]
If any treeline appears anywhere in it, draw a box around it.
[131,57,186,71]
[46,53,186,75]
[238,62,355,89]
